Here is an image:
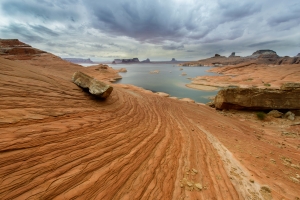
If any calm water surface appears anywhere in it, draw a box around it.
[112,63,219,103]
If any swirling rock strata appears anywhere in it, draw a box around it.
[0,44,300,199]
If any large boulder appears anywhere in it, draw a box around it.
[214,83,300,110]
[72,71,113,98]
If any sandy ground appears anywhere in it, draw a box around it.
[0,53,300,199]
[188,62,300,90]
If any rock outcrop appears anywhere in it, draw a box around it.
[295,53,300,57]
[141,58,150,63]
[72,71,113,98]
[276,56,300,65]
[0,39,45,58]
[214,83,300,110]
[229,52,235,57]
[118,68,127,72]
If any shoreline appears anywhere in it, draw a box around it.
[185,83,219,91]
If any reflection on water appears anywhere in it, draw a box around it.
[112,63,219,103]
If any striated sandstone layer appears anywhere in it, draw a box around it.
[0,41,300,199]
[214,86,300,110]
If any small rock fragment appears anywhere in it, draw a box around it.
[186,181,193,187]
[192,168,198,174]
[194,183,202,190]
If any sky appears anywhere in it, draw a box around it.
[0,0,300,61]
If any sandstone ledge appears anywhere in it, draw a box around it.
[215,85,300,110]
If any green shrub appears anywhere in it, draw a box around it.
[256,112,266,120]
[264,83,271,87]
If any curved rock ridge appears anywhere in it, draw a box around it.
[0,42,300,199]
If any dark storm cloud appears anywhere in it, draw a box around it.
[85,0,203,42]
[162,44,184,50]
[1,0,294,44]
[247,40,280,47]
[84,0,263,43]
[267,4,300,27]
[2,0,80,22]
[218,1,261,21]
[2,23,45,42]
[29,25,59,37]
[1,0,300,59]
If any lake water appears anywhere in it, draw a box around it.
[111,63,219,103]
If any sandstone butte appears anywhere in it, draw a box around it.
[0,39,300,200]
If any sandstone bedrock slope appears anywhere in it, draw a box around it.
[0,40,300,199]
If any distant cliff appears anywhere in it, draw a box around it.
[63,58,94,63]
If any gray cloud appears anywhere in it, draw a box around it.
[29,25,59,37]
[1,23,45,43]
[0,0,300,60]
[162,44,184,51]
[247,40,280,47]
[2,0,81,22]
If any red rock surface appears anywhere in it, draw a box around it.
[190,62,300,89]
[0,41,300,199]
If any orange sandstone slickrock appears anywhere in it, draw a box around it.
[0,55,300,200]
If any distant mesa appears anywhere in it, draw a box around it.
[63,58,94,64]
[141,58,150,63]
[112,59,122,64]
[296,53,300,57]
[229,52,235,57]
[171,58,177,62]
[113,58,140,64]
[214,54,221,57]
[252,49,277,57]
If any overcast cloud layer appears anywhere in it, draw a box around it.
[0,0,300,61]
